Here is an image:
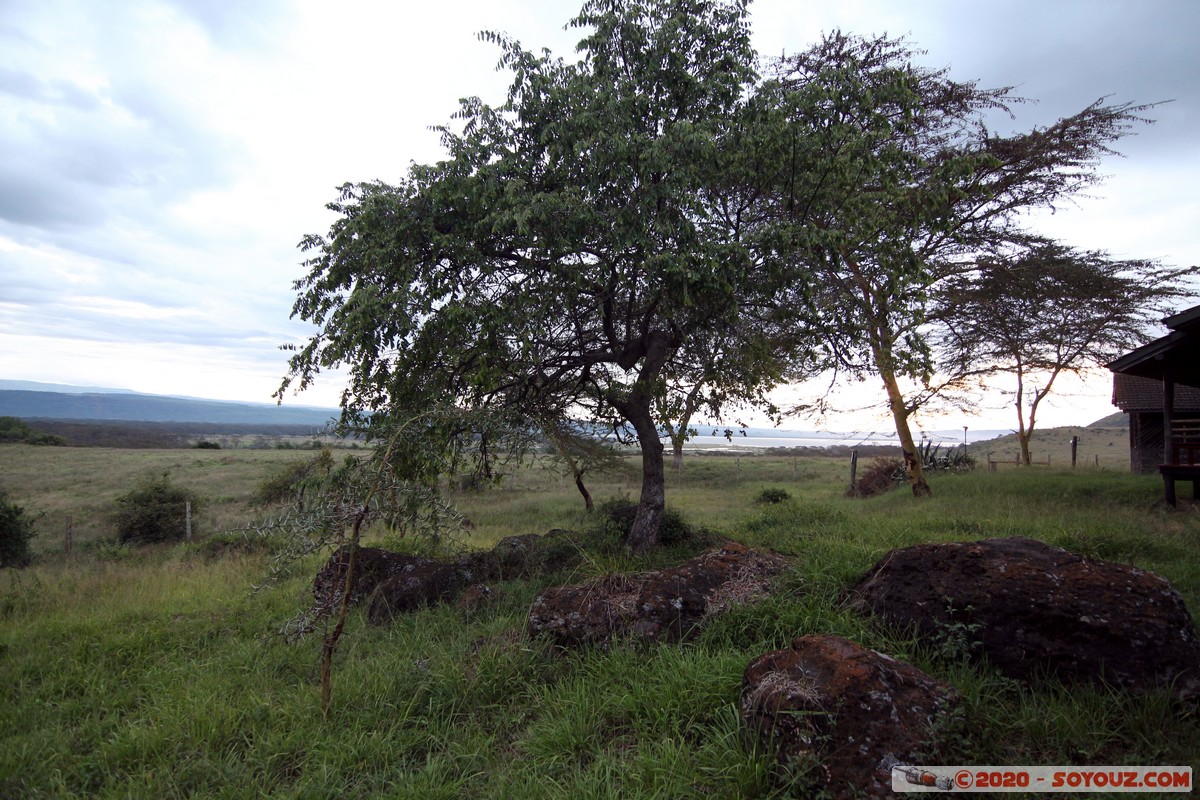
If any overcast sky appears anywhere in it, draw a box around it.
[2,0,1198,432]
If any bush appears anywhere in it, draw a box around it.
[112,473,203,545]
[848,457,906,498]
[0,416,31,442]
[194,440,221,450]
[756,487,791,504]
[0,491,37,568]
[597,496,696,546]
[253,449,334,508]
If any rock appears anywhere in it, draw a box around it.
[847,536,1200,701]
[456,583,496,616]
[312,546,431,615]
[366,558,465,624]
[459,530,581,582]
[528,541,789,645]
[741,634,958,800]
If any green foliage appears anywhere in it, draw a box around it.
[0,417,62,445]
[112,473,203,545]
[252,447,334,507]
[596,495,697,547]
[279,0,816,549]
[755,486,791,504]
[918,441,976,473]
[194,440,221,450]
[0,416,31,442]
[0,490,37,568]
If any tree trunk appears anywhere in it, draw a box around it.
[670,434,685,471]
[880,366,932,497]
[1018,432,1033,466]
[624,399,667,552]
[574,472,594,512]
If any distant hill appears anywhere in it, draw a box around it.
[0,384,338,427]
[1088,412,1129,428]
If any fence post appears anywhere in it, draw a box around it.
[1071,436,1079,468]
[185,501,192,542]
[849,449,859,490]
[65,515,74,556]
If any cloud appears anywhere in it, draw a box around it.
[0,0,1195,423]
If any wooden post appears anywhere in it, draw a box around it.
[1071,436,1079,468]
[1164,363,1175,465]
[849,449,859,490]
[792,457,798,480]
[185,501,192,541]
[65,515,74,556]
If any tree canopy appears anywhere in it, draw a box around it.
[280,0,815,550]
[939,241,1199,464]
[766,32,1159,495]
[281,4,1182,540]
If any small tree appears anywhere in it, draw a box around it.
[279,0,814,551]
[0,490,37,568]
[540,420,632,511]
[939,241,1198,464]
[771,32,1158,496]
[112,473,203,545]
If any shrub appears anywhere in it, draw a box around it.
[756,487,791,504]
[597,496,696,546]
[0,491,37,568]
[194,440,222,450]
[112,473,203,545]
[0,416,31,442]
[253,448,334,508]
[848,457,906,498]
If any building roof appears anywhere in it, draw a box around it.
[1112,373,1200,413]
[1108,302,1200,389]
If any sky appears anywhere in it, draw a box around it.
[2,0,1198,433]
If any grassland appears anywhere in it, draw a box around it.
[1,440,1198,798]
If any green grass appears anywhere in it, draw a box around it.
[1,442,1198,797]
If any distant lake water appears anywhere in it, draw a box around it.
[676,429,1010,450]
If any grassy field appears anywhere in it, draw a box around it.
[1,440,1198,798]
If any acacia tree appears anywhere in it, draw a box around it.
[279,0,812,550]
[939,241,1198,465]
[769,32,1158,496]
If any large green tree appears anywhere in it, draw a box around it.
[938,240,1198,465]
[769,33,1157,495]
[280,0,811,550]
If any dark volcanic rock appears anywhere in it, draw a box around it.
[847,536,1200,701]
[366,558,465,624]
[742,634,958,800]
[458,530,581,582]
[456,583,496,616]
[312,546,432,614]
[528,542,789,646]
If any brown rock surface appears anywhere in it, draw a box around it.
[528,542,789,645]
[741,634,957,800]
[847,536,1200,700]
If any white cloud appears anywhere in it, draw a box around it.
[0,0,1195,427]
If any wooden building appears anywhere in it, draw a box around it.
[1109,304,1200,503]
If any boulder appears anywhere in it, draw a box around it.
[847,536,1200,701]
[458,530,580,582]
[366,558,465,624]
[528,542,789,645]
[741,634,957,800]
[456,583,496,616]
[312,546,433,616]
